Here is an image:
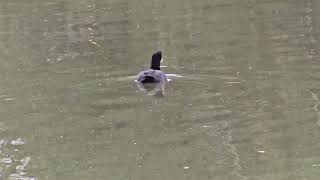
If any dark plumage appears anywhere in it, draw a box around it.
[137,51,167,84]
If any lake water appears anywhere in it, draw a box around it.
[1,0,320,179]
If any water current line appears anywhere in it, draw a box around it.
[310,90,320,127]
[223,121,248,180]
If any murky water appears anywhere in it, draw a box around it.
[1,0,320,179]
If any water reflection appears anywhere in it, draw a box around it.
[136,81,166,96]
[0,138,35,180]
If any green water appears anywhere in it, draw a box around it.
[1,0,320,179]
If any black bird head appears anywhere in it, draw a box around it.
[151,51,162,70]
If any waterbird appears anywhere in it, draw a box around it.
[136,51,168,84]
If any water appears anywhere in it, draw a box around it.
[1,0,320,179]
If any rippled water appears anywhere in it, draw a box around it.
[1,0,320,179]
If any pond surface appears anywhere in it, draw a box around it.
[1,0,320,179]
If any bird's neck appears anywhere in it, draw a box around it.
[151,66,160,70]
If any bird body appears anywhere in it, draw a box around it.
[136,51,167,84]
[137,69,167,83]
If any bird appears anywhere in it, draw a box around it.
[136,51,167,84]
